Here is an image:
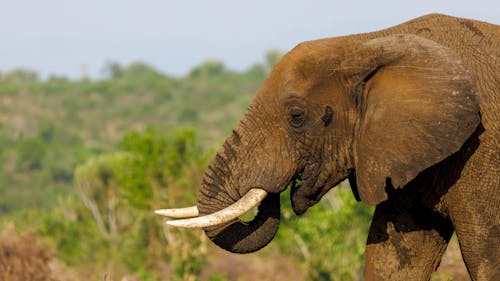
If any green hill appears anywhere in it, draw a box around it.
[0,59,268,211]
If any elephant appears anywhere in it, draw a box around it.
[157,14,499,281]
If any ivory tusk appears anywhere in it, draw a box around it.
[165,188,268,228]
[154,206,199,218]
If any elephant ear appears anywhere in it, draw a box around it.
[352,34,480,205]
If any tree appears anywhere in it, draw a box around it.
[67,127,209,279]
[16,137,47,171]
[189,60,226,77]
[102,61,124,79]
[0,69,39,82]
[123,62,162,78]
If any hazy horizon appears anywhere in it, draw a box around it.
[1,1,498,79]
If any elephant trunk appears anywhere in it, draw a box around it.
[196,138,281,253]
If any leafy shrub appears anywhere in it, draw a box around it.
[16,136,47,171]
[276,182,374,281]
[40,127,209,280]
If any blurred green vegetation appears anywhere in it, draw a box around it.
[277,183,372,281]
[0,51,376,280]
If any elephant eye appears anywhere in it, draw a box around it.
[289,108,306,128]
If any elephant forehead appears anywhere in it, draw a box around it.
[255,43,349,102]
[261,70,331,100]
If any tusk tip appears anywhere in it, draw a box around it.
[154,209,169,216]
[154,206,199,218]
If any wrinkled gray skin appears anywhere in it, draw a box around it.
[194,14,499,280]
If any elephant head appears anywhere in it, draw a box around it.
[157,34,480,253]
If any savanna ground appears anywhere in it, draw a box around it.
[0,53,470,280]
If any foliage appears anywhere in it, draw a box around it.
[36,128,210,280]
[0,55,275,279]
[277,182,373,281]
[0,120,94,211]
[0,58,261,212]
[0,68,40,83]
[189,60,227,78]
[16,136,47,170]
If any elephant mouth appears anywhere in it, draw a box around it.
[289,164,335,215]
[154,166,319,255]
[155,168,305,228]
[289,168,305,191]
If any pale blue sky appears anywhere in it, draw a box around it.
[0,1,498,79]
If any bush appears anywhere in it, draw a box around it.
[39,127,209,280]
[16,137,47,171]
[0,227,55,281]
[276,182,374,281]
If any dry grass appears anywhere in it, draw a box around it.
[0,228,55,281]
[200,245,306,281]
